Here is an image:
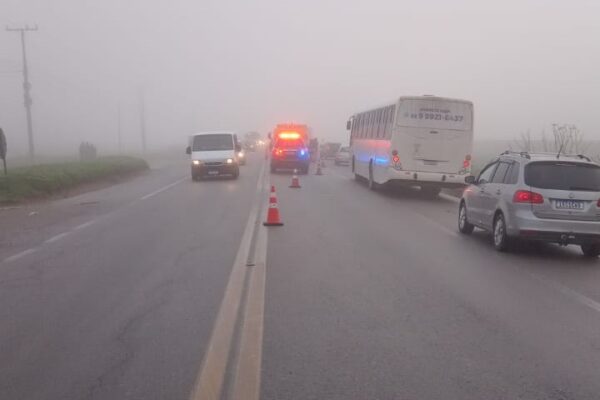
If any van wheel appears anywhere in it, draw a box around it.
[581,244,600,258]
[458,202,475,234]
[493,213,510,252]
[368,161,377,191]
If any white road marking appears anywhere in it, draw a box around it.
[189,163,267,400]
[73,220,96,231]
[3,248,38,263]
[440,193,460,203]
[44,231,71,244]
[140,177,187,200]
[529,272,600,314]
[229,165,269,400]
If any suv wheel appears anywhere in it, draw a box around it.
[458,202,475,234]
[581,244,600,258]
[493,213,510,252]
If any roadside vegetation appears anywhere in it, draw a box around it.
[0,156,148,203]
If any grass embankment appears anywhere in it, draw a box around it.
[0,156,148,204]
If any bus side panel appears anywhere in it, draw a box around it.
[351,139,391,184]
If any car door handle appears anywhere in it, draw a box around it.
[496,189,502,195]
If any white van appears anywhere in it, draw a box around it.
[186,131,242,180]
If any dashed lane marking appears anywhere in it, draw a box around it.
[140,177,187,200]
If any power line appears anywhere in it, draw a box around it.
[6,24,38,162]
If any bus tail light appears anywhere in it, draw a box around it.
[513,190,544,204]
[463,155,471,168]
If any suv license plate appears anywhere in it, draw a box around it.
[555,200,584,210]
[208,170,219,175]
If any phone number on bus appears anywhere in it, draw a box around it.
[404,112,464,122]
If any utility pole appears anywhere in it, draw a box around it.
[138,88,147,154]
[6,25,38,162]
[117,104,122,154]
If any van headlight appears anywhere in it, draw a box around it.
[238,151,244,158]
[192,160,201,165]
[226,158,234,164]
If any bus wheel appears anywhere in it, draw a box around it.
[368,162,377,191]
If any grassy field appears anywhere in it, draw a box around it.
[0,156,148,204]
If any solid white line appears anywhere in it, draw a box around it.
[530,273,600,314]
[44,231,71,244]
[440,193,460,203]
[229,164,269,400]
[3,248,38,263]
[73,220,96,231]
[141,177,187,200]
[189,163,266,400]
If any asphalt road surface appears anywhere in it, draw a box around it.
[2,152,600,400]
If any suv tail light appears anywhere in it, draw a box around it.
[513,190,544,204]
[597,198,600,208]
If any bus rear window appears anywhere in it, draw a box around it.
[397,99,473,131]
[525,162,600,191]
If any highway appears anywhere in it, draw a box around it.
[2,152,600,400]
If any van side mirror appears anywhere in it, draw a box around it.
[346,120,351,130]
[465,175,476,185]
[235,143,242,152]
[186,146,191,155]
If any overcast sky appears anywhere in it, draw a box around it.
[1,0,599,156]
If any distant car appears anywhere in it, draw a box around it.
[237,148,246,165]
[186,131,241,180]
[270,134,310,174]
[459,151,600,257]
[334,147,351,166]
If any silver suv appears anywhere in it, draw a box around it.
[458,151,600,257]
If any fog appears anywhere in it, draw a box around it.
[1,0,599,159]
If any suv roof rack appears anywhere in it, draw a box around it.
[501,150,531,159]
[501,151,594,162]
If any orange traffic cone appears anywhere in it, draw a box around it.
[263,185,284,226]
[289,169,301,188]
[315,160,323,176]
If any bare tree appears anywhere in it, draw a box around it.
[514,130,534,152]
[513,124,591,156]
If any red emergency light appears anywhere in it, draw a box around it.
[277,132,301,140]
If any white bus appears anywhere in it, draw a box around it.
[347,95,474,196]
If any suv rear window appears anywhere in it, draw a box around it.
[525,161,600,191]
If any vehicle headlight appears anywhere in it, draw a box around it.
[238,152,244,157]
[226,158,234,164]
[192,160,200,165]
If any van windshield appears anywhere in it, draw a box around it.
[192,134,233,151]
[525,162,600,191]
